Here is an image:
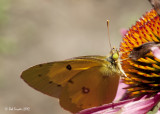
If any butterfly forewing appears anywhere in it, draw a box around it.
[21,56,108,97]
[21,62,62,98]
[47,57,107,86]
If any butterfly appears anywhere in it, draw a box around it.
[21,47,125,113]
[148,0,160,15]
[129,42,160,60]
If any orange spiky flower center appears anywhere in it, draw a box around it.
[120,9,160,97]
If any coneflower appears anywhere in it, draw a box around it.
[78,9,160,114]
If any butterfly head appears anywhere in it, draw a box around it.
[109,47,119,62]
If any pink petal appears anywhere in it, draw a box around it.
[120,28,128,36]
[114,80,128,101]
[151,46,160,59]
[78,98,136,114]
[78,93,160,114]
[156,108,160,114]
[121,93,160,114]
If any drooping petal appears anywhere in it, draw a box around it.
[121,92,160,114]
[78,98,136,114]
[78,93,160,114]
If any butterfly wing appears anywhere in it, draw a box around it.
[60,66,120,113]
[21,55,121,113]
[21,56,106,98]
[129,42,160,60]
[21,62,62,98]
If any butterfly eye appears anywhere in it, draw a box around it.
[112,53,119,60]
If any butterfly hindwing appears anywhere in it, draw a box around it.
[60,66,120,112]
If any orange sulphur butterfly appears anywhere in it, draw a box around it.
[21,48,125,113]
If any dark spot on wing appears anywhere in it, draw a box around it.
[57,84,61,87]
[68,79,74,84]
[66,64,72,70]
[82,87,90,94]
[38,74,42,77]
[49,81,53,84]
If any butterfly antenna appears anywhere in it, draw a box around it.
[107,20,112,49]
[119,51,131,55]
[119,51,130,62]
[120,58,129,62]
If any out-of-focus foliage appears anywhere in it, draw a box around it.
[0,0,10,26]
[0,38,15,55]
[0,0,14,55]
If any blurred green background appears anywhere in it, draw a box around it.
[0,0,152,114]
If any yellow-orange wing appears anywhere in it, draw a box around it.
[60,65,120,113]
[21,56,106,98]
[21,55,121,113]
